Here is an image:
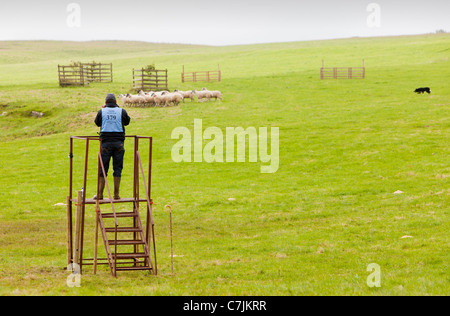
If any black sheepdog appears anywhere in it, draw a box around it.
[415,87,431,94]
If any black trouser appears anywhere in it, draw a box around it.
[100,141,125,178]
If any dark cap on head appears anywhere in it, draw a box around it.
[105,93,116,103]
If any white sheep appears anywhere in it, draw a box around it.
[159,91,172,107]
[210,90,222,101]
[175,90,196,102]
[155,91,169,96]
[118,94,132,107]
[120,88,219,107]
[168,92,184,106]
[142,93,155,106]
[151,92,183,107]
[151,92,164,107]
[127,94,145,107]
[137,90,158,106]
[193,89,212,102]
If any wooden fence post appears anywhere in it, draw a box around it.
[182,65,185,83]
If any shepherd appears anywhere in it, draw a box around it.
[93,93,131,200]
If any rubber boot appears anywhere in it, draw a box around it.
[114,177,121,200]
[93,177,106,200]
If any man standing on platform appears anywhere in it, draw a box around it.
[94,93,131,200]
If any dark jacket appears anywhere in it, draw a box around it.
[94,103,131,143]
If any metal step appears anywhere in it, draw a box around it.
[108,239,145,246]
[102,212,137,218]
[105,227,141,233]
[115,266,153,271]
[112,253,148,259]
[72,198,149,205]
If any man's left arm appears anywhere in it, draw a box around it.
[122,109,131,126]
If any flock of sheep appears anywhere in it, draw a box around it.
[118,88,223,107]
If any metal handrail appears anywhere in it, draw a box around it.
[136,150,157,274]
[98,151,119,276]
[136,151,154,225]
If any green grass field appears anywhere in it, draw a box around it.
[0,34,449,295]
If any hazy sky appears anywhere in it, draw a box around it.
[0,0,449,45]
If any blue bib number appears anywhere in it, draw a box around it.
[101,108,123,133]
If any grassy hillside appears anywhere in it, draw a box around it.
[0,34,449,295]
